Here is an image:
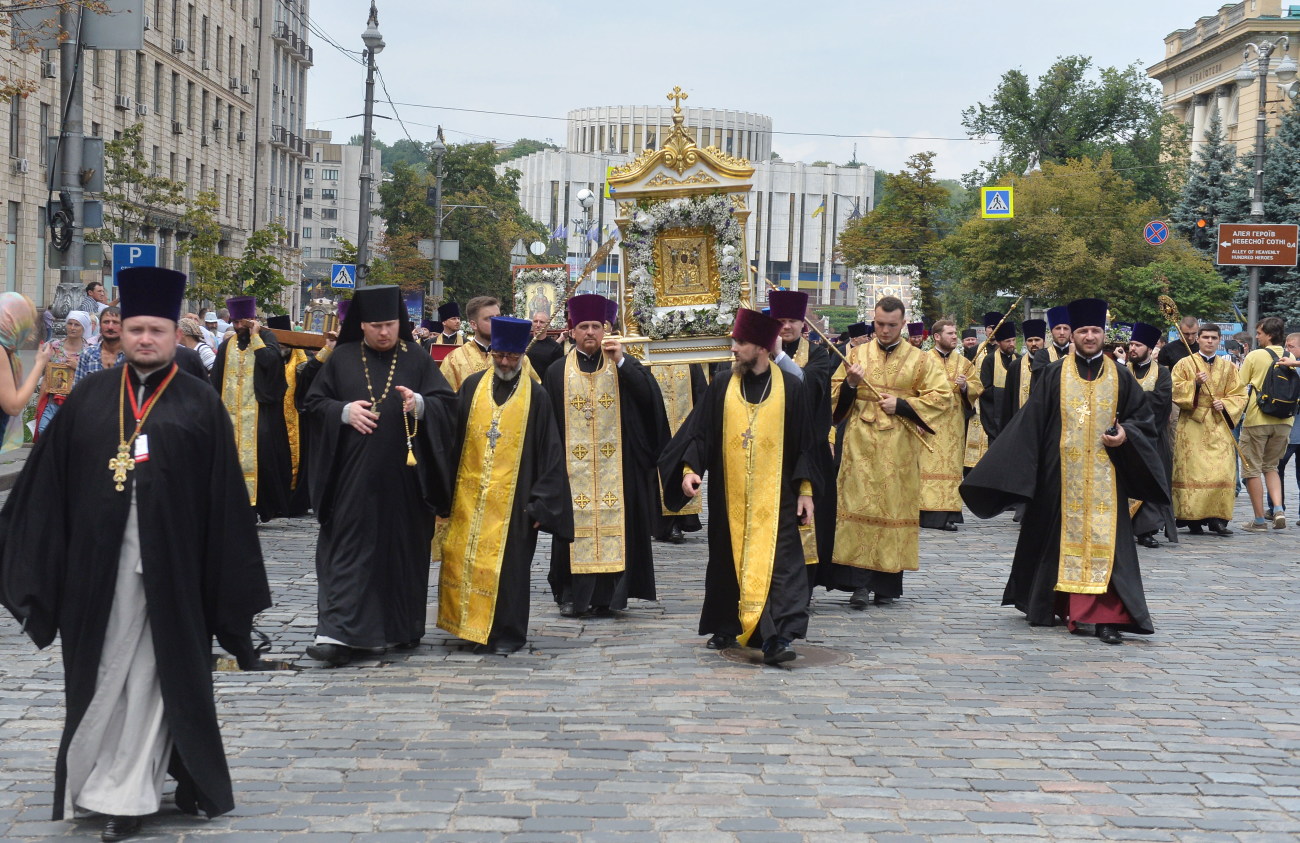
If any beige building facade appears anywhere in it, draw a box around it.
[1,0,311,314]
[1147,1,1300,156]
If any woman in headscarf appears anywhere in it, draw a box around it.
[178,316,217,372]
[0,292,51,452]
[34,310,91,438]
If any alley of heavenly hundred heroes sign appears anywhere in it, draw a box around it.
[1216,223,1299,267]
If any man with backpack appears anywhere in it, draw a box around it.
[1238,316,1299,532]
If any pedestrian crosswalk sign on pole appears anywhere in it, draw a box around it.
[980,187,1014,219]
[330,263,357,289]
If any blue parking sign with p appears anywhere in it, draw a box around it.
[112,243,158,284]
[980,187,1014,219]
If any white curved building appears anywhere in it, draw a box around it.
[566,106,772,162]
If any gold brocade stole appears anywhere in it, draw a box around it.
[437,373,530,645]
[283,348,307,489]
[653,364,702,517]
[1018,352,1033,410]
[1057,357,1120,594]
[723,370,784,646]
[442,342,490,392]
[221,341,261,505]
[564,353,626,573]
[992,350,1010,389]
[791,339,809,368]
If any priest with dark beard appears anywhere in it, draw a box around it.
[0,267,269,839]
[437,316,573,654]
[303,286,456,667]
[1127,321,1177,546]
[212,296,293,522]
[660,309,815,665]
[961,298,1167,646]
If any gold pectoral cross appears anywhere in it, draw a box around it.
[109,442,135,492]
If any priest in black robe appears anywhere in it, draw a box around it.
[1127,321,1177,546]
[543,294,667,618]
[1001,318,1046,423]
[660,309,815,665]
[302,285,456,666]
[437,317,573,654]
[434,301,463,345]
[212,296,293,523]
[770,290,836,583]
[652,362,708,543]
[525,309,565,379]
[1030,306,1073,382]
[961,298,1167,646]
[979,318,1019,443]
[0,267,270,839]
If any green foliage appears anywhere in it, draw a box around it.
[376,142,546,308]
[1171,111,1238,258]
[961,56,1187,207]
[93,123,189,244]
[350,136,430,174]
[941,155,1229,319]
[1233,101,1300,328]
[1114,259,1236,325]
[815,305,859,333]
[177,191,228,307]
[230,223,292,315]
[497,138,559,164]
[837,152,950,321]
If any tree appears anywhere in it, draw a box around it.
[961,57,1187,207]
[941,154,1229,319]
[93,123,189,244]
[497,138,558,164]
[1170,111,1238,258]
[1114,260,1235,325]
[837,151,950,321]
[177,192,228,307]
[2,2,109,103]
[348,136,429,174]
[229,223,292,315]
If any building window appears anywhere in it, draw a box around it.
[322,168,339,180]
[303,167,313,179]
[38,103,49,165]
[302,247,311,258]
[8,96,22,157]
[321,189,337,200]
[302,207,312,219]
[302,227,312,239]
[321,208,337,220]
[321,227,337,240]
[319,247,335,259]
[5,202,18,292]
[303,187,313,199]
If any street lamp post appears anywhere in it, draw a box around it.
[1235,38,1296,339]
[430,134,447,302]
[574,188,596,292]
[356,2,385,286]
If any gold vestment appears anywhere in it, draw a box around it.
[920,349,982,513]
[221,334,264,505]
[563,353,626,573]
[1170,355,1246,522]
[653,363,702,517]
[1056,356,1119,594]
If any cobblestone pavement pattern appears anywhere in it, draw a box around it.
[2,481,1299,842]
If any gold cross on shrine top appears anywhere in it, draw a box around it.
[666,86,688,114]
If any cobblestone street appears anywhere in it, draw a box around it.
[3,488,1299,841]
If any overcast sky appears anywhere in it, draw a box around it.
[305,0,1200,179]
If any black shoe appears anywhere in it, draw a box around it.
[394,638,421,650]
[762,637,797,665]
[706,634,738,651]
[589,605,614,618]
[940,522,959,531]
[1097,624,1123,645]
[558,602,578,618]
[305,643,352,667]
[1186,523,1205,535]
[174,777,200,816]
[1209,520,1234,537]
[873,595,895,605]
[848,588,870,610]
[669,524,685,543]
[102,816,144,841]
[1137,534,1160,549]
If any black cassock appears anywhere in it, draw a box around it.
[960,355,1168,634]
[784,338,837,576]
[213,328,293,522]
[525,336,565,380]
[654,362,709,540]
[1129,359,1177,542]
[304,340,455,648]
[450,371,574,650]
[0,365,270,819]
[979,347,1020,443]
[543,349,667,614]
[659,368,815,644]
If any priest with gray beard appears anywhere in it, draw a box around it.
[0,267,270,841]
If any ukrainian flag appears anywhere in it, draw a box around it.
[812,197,826,218]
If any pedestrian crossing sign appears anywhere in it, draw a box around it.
[980,187,1014,219]
[330,263,357,289]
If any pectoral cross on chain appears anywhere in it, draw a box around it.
[486,419,503,450]
[741,428,755,449]
[108,443,135,492]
